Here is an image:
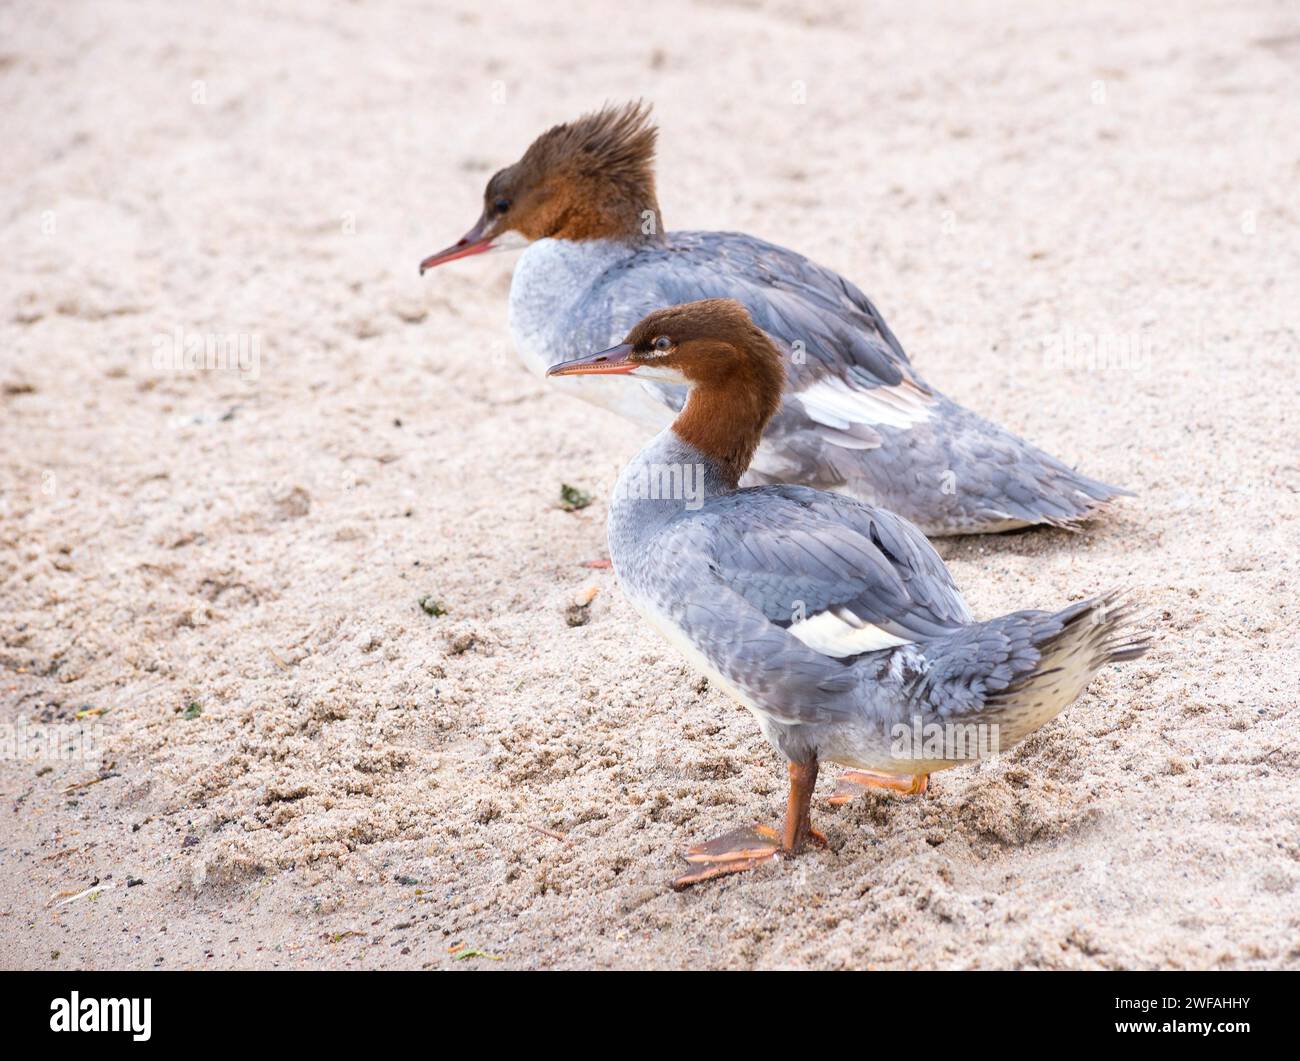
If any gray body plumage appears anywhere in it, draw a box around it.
[607,431,1145,771]
[511,233,1127,536]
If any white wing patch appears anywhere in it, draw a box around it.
[798,376,934,431]
[788,607,912,657]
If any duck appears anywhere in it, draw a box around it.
[421,102,1130,536]
[545,299,1147,889]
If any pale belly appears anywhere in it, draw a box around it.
[813,729,978,778]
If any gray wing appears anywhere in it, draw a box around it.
[639,486,977,722]
[589,232,932,417]
[689,485,972,643]
[640,488,971,725]
[592,231,946,460]
[587,233,1126,535]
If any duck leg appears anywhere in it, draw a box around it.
[828,769,928,806]
[672,760,822,890]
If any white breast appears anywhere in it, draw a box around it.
[507,238,674,430]
[507,238,629,376]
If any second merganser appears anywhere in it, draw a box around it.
[546,299,1147,889]
[421,102,1131,536]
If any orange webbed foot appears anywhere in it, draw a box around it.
[673,760,825,891]
[829,770,929,805]
[674,824,781,890]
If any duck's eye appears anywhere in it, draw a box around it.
[494,197,511,214]
[653,336,672,352]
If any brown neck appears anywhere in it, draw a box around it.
[671,362,783,489]
[551,178,663,243]
[609,189,662,242]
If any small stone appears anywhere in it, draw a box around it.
[389,295,428,324]
[271,486,311,520]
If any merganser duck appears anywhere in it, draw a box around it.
[421,102,1130,536]
[546,299,1147,889]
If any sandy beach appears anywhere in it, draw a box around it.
[1,0,1297,969]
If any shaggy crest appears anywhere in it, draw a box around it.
[521,100,658,197]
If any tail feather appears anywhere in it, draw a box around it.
[903,590,1148,748]
[923,400,1134,535]
[983,590,1148,744]
[978,445,1133,533]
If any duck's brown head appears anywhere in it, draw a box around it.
[548,299,786,485]
[419,102,661,273]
